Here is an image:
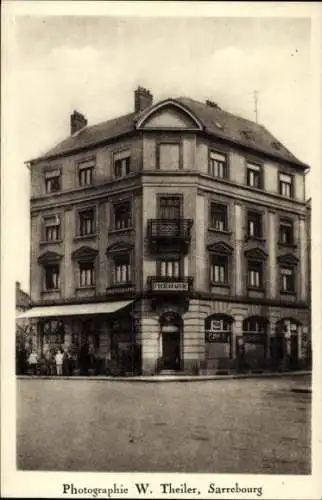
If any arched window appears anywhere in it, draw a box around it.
[205,314,233,343]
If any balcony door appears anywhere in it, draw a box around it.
[159,196,181,219]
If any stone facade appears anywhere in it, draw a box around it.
[24,87,311,375]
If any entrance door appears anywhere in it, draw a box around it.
[162,330,180,370]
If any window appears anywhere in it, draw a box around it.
[210,255,228,284]
[279,219,294,245]
[113,255,131,284]
[247,162,262,188]
[78,160,94,186]
[79,261,95,288]
[208,151,227,178]
[159,259,181,278]
[79,209,95,236]
[44,215,60,242]
[44,264,60,291]
[280,267,295,293]
[45,171,61,193]
[158,143,180,170]
[113,202,132,230]
[159,196,181,218]
[279,173,293,198]
[247,211,262,238]
[243,318,265,333]
[209,318,230,331]
[210,203,227,231]
[41,319,65,345]
[114,150,131,178]
[247,260,263,288]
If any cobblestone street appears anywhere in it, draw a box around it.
[17,375,311,474]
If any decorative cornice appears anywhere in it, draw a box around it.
[38,251,63,264]
[106,241,134,254]
[135,99,204,130]
[244,247,268,260]
[207,241,233,255]
[277,253,299,265]
[71,246,98,261]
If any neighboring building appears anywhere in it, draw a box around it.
[16,281,30,313]
[20,86,311,374]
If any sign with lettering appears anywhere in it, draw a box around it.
[205,330,230,343]
[243,333,266,344]
[153,281,189,291]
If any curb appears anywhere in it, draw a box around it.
[16,371,311,383]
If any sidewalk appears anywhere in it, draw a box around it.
[17,370,311,383]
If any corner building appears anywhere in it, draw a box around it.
[24,87,310,375]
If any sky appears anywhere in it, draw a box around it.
[2,11,316,293]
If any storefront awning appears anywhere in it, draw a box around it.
[17,300,134,319]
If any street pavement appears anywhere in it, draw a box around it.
[16,374,311,474]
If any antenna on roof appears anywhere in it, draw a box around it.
[254,90,259,123]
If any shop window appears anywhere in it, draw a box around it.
[208,151,228,178]
[210,203,228,231]
[79,208,95,236]
[43,215,61,242]
[113,201,132,230]
[43,264,60,291]
[42,319,65,345]
[279,218,294,245]
[247,162,262,189]
[247,211,262,238]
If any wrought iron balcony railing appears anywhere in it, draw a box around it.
[147,218,193,249]
[106,283,135,296]
[147,275,193,294]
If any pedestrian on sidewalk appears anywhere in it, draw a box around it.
[55,349,64,376]
[28,350,38,375]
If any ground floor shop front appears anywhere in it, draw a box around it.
[17,298,311,376]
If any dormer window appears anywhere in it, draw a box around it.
[78,159,94,187]
[113,150,131,178]
[45,170,61,193]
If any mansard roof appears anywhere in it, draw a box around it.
[28,95,308,169]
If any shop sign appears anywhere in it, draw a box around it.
[205,330,230,343]
[243,333,265,344]
[152,281,189,291]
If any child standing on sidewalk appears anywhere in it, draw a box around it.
[55,349,64,376]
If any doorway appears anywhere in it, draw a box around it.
[159,312,182,371]
[162,327,180,370]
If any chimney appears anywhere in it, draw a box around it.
[70,110,88,135]
[134,86,153,113]
[206,99,221,110]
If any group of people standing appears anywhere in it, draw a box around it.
[25,343,97,376]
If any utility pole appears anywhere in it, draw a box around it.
[254,90,258,124]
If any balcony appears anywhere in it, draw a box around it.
[147,276,193,294]
[147,218,193,252]
[106,283,135,297]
